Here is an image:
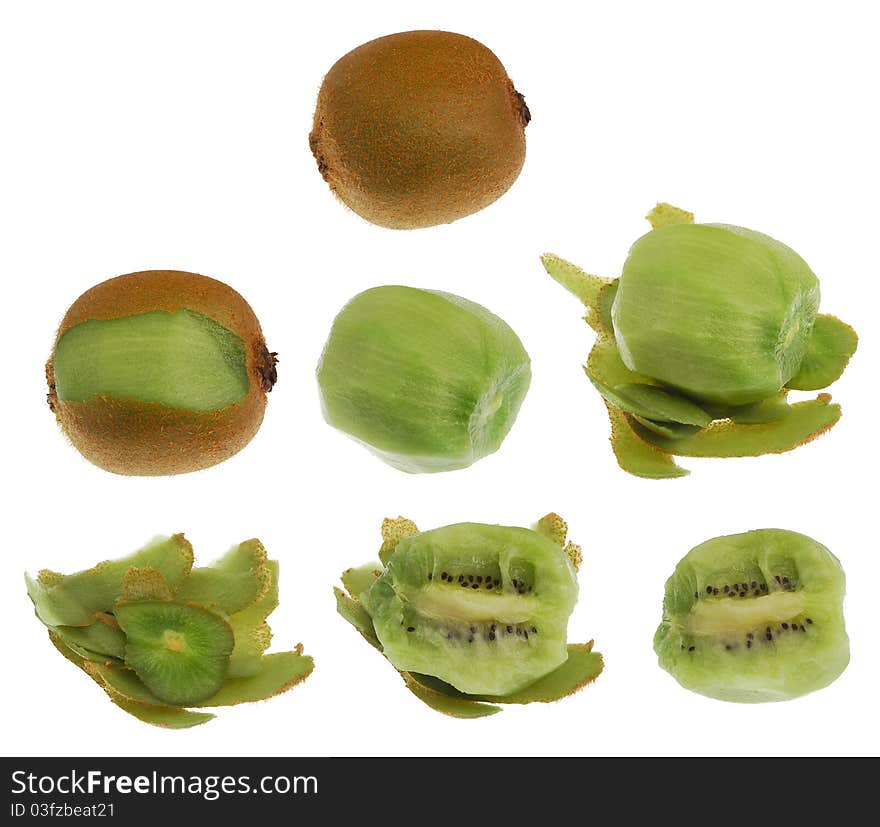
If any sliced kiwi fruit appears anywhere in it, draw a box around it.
[114,601,235,705]
[310,30,529,229]
[30,535,312,727]
[338,514,602,715]
[364,522,578,695]
[654,529,849,702]
[46,270,277,476]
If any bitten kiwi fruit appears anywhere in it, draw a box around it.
[46,270,277,475]
[26,535,313,728]
[309,30,530,229]
[317,285,531,473]
[654,529,849,702]
[336,514,603,717]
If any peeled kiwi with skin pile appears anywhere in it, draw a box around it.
[27,535,313,728]
[337,515,603,717]
[654,529,849,702]
[309,30,530,229]
[47,270,277,475]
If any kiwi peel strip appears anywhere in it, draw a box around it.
[336,515,603,718]
[542,204,857,479]
[28,536,312,728]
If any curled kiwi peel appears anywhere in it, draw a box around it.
[336,514,603,718]
[29,536,312,728]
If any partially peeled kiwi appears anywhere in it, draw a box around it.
[46,270,277,476]
[654,529,849,702]
[310,30,529,229]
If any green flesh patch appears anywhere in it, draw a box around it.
[655,529,849,702]
[53,309,249,411]
[115,601,234,706]
[787,314,858,391]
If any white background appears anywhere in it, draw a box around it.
[1,0,877,757]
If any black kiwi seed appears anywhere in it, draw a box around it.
[806,618,813,624]
[531,626,537,634]
[694,591,699,599]
[488,632,496,641]
[782,623,789,630]
[468,574,474,582]
[746,640,752,649]
[485,582,492,590]
[516,628,523,637]
[472,583,479,589]
[723,585,730,593]
[713,588,719,595]
[468,636,474,643]
[800,625,807,632]
[428,572,433,580]
[470,626,476,633]
[506,625,513,634]
[688,646,695,652]
[751,581,757,589]
[782,576,789,585]
[765,631,773,641]
[458,575,464,583]
[407,626,415,632]
[747,632,754,639]
[476,576,483,583]
[706,585,712,594]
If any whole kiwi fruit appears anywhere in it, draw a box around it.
[309,30,530,229]
[46,270,277,476]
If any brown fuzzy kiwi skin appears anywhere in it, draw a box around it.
[309,30,530,230]
[46,270,277,476]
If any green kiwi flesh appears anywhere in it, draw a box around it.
[53,310,250,411]
[654,529,849,702]
[115,601,235,705]
[363,522,578,695]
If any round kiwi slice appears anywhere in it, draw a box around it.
[47,270,277,475]
[114,600,235,706]
[654,529,849,702]
[363,522,578,696]
[309,30,529,229]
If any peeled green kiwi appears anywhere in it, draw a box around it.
[46,270,277,475]
[654,529,849,702]
[364,522,579,696]
[309,30,530,229]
